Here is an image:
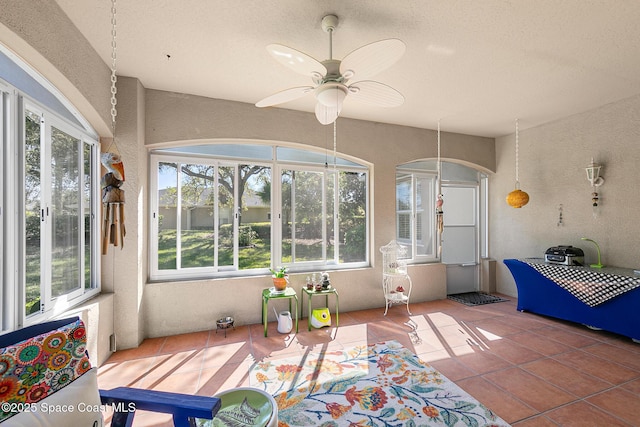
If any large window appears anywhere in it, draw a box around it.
[1,49,100,332]
[395,171,437,261]
[150,146,369,280]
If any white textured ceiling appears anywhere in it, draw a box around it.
[55,0,640,137]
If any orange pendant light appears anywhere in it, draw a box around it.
[506,119,529,208]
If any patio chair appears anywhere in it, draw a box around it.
[0,317,221,427]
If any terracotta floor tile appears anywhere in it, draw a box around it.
[506,331,573,356]
[142,349,205,378]
[138,368,202,394]
[98,357,155,388]
[456,376,537,424]
[484,367,575,411]
[455,348,513,375]
[196,360,254,397]
[521,357,611,397]
[534,325,603,348]
[496,313,551,331]
[201,341,252,369]
[582,342,640,370]
[512,415,560,427]
[621,378,640,395]
[159,330,209,354]
[105,336,165,362]
[470,317,525,337]
[586,388,640,425]
[428,357,478,381]
[553,350,639,384]
[485,339,545,365]
[546,401,632,427]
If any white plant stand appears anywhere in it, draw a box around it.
[380,240,412,315]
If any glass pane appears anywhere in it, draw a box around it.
[238,165,271,270]
[293,171,323,262]
[218,166,234,267]
[395,175,412,258]
[281,170,292,263]
[416,176,434,256]
[326,172,335,262]
[50,126,81,298]
[340,171,366,263]
[24,110,41,316]
[179,163,215,268]
[83,142,92,289]
[157,162,178,269]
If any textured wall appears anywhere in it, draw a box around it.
[0,0,112,135]
[491,94,640,296]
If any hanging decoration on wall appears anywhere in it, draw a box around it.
[585,158,604,216]
[557,204,564,227]
[436,120,444,258]
[506,119,529,208]
[102,0,126,254]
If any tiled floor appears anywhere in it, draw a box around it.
[98,296,640,426]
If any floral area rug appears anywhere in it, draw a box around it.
[250,340,510,426]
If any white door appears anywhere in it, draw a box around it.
[441,185,479,294]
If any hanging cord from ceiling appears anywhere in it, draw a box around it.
[436,120,444,255]
[106,0,119,154]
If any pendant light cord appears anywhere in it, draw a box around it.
[515,118,520,188]
[437,120,441,191]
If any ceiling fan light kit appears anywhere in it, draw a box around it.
[256,14,406,125]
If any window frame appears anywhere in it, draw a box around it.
[149,145,371,281]
[1,77,100,332]
[395,170,438,263]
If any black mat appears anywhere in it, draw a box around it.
[447,292,509,306]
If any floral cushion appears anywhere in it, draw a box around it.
[0,318,91,423]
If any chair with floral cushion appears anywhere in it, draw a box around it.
[0,317,221,427]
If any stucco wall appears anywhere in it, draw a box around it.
[490,94,640,297]
[0,0,112,136]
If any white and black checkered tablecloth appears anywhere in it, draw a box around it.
[523,260,640,307]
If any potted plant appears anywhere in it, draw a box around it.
[270,266,289,291]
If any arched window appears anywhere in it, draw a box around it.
[396,160,488,264]
[149,143,370,280]
[1,47,100,331]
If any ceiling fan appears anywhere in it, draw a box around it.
[255,14,406,125]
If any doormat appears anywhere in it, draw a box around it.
[448,291,509,306]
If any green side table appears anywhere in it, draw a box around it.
[262,287,299,337]
[301,287,339,331]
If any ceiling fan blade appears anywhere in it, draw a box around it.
[255,86,314,108]
[347,80,405,107]
[340,39,406,81]
[315,102,341,125]
[266,44,327,78]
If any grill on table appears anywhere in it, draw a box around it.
[544,245,584,266]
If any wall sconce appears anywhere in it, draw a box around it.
[585,158,604,207]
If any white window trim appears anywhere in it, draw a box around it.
[149,146,371,281]
[0,76,100,332]
[396,170,438,263]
